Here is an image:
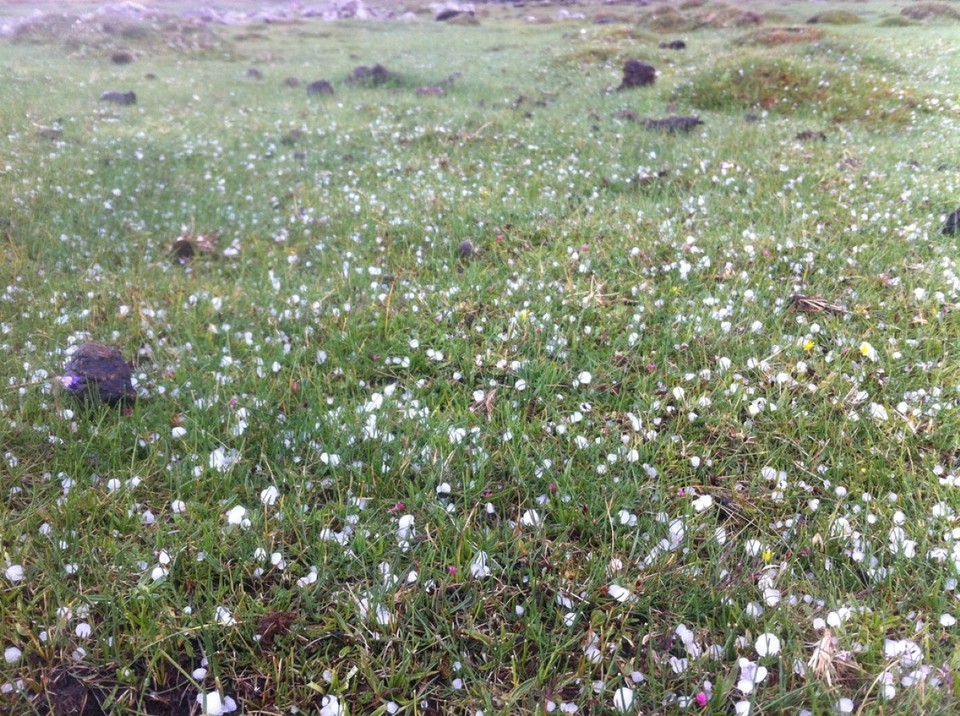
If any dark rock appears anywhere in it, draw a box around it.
[436,9,462,21]
[659,40,686,50]
[283,76,301,87]
[306,80,334,96]
[246,68,264,80]
[100,90,137,105]
[643,115,703,132]
[57,343,135,406]
[943,208,960,236]
[617,60,656,90]
[111,50,134,64]
[170,233,218,262]
[796,130,826,142]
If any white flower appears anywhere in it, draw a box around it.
[209,447,239,473]
[4,565,24,582]
[197,692,223,716]
[859,341,878,362]
[470,551,491,579]
[612,686,634,713]
[259,485,280,506]
[755,633,781,657]
[737,658,767,694]
[4,647,22,664]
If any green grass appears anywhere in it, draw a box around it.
[2,2,960,714]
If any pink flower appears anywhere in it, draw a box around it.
[695,692,708,708]
[447,565,457,576]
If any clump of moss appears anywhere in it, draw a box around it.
[901,3,960,21]
[677,54,923,126]
[877,15,918,27]
[807,10,863,25]
[736,26,824,47]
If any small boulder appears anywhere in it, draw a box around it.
[100,90,137,105]
[659,40,686,50]
[283,76,300,88]
[111,50,135,64]
[617,60,656,90]
[796,130,827,142]
[57,343,135,406]
[246,68,264,80]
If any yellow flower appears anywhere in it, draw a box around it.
[859,341,878,362]
[761,549,774,562]
[803,339,815,352]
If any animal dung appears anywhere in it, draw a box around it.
[306,80,334,96]
[458,239,474,258]
[57,343,136,406]
[170,233,219,262]
[100,90,137,105]
[943,208,960,236]
[659,40,686,50]
[643,115,704,133]
[617,60,656,90]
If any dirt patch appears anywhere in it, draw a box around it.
[639,2,763,32]
[901,3,960,21]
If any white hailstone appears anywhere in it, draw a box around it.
[563,612,577,627]
[259,485,280,506]
[692,495,713,512]
[755,633,781,657]
[448,427,467,444]
[150,565,168,582]
[672,386,685,401]
[75,623,92,638]
[612,687,634,713]
[436,482,452,496]
[4,647,22,664]
[869,403,889,422]
[835,698,854,714]
[193,668,207,680]
[171,499,186,514]
[4,565,24,582]
[940,614,956,627]
[397,515,416,541]
[215,606,236,627]
[197,692,223,716]
[319,695,345,716]
[735,701,752,716]
[225,505,248,528]
[521,509,542,527]
[745,539,763,557]
[470,551,491,579]
[171,427,187,439]
[737,658,767,694]
[577,371,592,386]
[106,478,122,492]
[608,584,633,603]
[296,567,319,588]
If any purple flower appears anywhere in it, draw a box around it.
[56,374,86,392]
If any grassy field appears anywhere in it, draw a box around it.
[2,1,960,713]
